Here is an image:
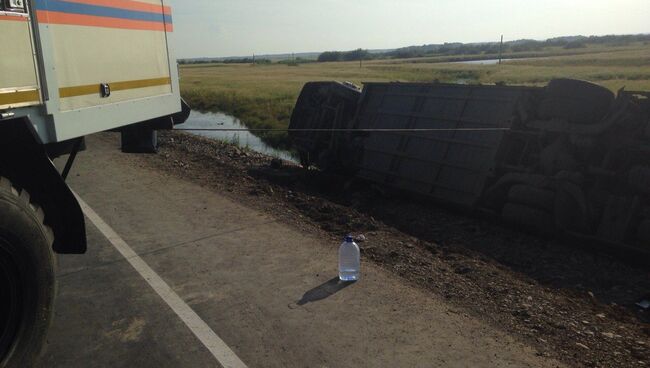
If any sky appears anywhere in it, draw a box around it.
[167,0,650,59]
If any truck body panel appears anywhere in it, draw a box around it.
[354,83,538,206]
[0,11,40,109]
[1,0,181,143]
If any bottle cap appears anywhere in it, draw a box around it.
[345,235,354,242]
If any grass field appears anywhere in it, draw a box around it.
[180,43,650,149]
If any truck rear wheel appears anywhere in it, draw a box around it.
[501,203,555,235]
[0,177,55,368]
[538,78,615,124]
[507,184,556,212]
[638,220,650,243]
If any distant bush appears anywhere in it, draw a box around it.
[223,58,271,65]
[390,47,426,59]
[511,41,544,53]
[277,57,315,66]
[343,49,370,61]
[178,58,271,65]
[318,51,343,62]
[564,41,587,49]
[318,49,371,62]
[179,59,213,65]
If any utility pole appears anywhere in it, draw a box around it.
[498,35,504,65]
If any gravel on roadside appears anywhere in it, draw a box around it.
[122,131,650,368]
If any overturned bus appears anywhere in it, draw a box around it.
[289,79,650,259]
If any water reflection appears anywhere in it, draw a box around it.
[179,110,297,163]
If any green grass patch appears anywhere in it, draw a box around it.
[181,89,295,150]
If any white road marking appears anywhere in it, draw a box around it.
[75,193,248,368]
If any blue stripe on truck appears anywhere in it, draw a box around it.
[33,0,172,24]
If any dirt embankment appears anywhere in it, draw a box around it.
[127,131,649,368]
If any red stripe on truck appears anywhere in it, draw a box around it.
[36,10,173,32]
[0,14,29,22]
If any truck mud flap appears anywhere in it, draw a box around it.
[121,125,158,154]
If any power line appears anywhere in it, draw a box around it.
[175,128,511,133]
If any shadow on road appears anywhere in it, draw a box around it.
[297,277,355,306]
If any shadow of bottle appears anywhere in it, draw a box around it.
[297,277,356,306]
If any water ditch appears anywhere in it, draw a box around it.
[178,110,297,162]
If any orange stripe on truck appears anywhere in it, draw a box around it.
[59,77,172,98]
[0,14,29,22]
[0,90,40,106]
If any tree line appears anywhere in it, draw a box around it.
[317,34,650,63]
[179,58,272,65]
[317,49,371,62]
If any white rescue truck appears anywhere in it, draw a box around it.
[0,0,188,366]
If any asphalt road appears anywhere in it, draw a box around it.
[39,134,565,368]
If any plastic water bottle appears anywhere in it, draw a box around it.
[339,235,360,281]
